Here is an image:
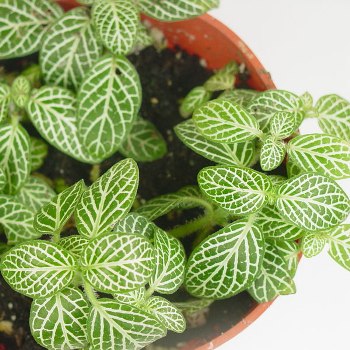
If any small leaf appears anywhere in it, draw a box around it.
[0,168,5,192]
[30,287,89,349]
[273,240,299,278]
[276,173,350,231]
[287,133,350,180]
[315,94,350,141]
[301,92,314,108]
[113,213,155,239]
[301,233,326,258]
[59,235,89,260]
[174,299,213,314]
[113,288,146,306]
[1,241,76,298]
[175,119,256,167]
[131,21,153,52]
[193,99,261,144]
[144,297,186,333]
[0,83,11,122]
[218,88,258,108]
[286,159,302,178]
[204,72,235,92]
[198,165,273,215]
[81,233,154,293]
[34,180,85,235]
[75,159,138,239]
[179,86,212,118]
[30,137,48,171]
[88,299,166,350]
[217,61,239,75]
[185,217,264,299]
[328,224,350,271]
[77,54,141,159]
[269,111,297,139]
[137,0,219,21]
[260,137,286,171]
[11,76,31,108]
[0,0,63,59]
[119,117,167,162]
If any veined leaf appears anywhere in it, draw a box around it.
[260,137,286,171]
[175,119,256,167]
[137,0,219,21]
[30,287,89,349]
[276,173,350,231]
[315,94,350,141]
[77,54,141,159]
[59,235,90,260]
[75,159,138,239]
[30,137,48,171]
[81,233,154,293]
[269,111,297,139]
[193,99,261,144]
[21,64,41,87]
[273,240,299,278]
[78,0,94,4]
[92,0,139,55]
[0,0,63,59]
[328,224,350,271]
[0,83,11,121]
[301,92,314,109]
[26,86,97,163]
[217,61,239,75]
[301,232,326,258]
[0,168,5,192]
[268,175,287,189]
[247,90,304,132]
[286,159,303,178]
[15,176,55,213]
[287,134,350,180]
[179,86,212,118]
[113,288,146,306]
[149,228,186,294]
[198,166,273,215]
[119,117,167,162]
[11,76,31,108]
[144,297,186,333]
[185,217,264,299]
[248,242,296,303]
[0,195,39,244]
[1,241,76,298]
[0,121,31,194]
[113,213,155,239]
[218,88,258,108]
[204,72,235,92]
[174,298,213,314]
[34,180,85,235]
[131,21,153,53]
[88,299,166,350]
[40,7,103,90]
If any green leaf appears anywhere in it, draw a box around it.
[30,137,48,171]
[113,213,155,239]
[15,176,55,213]
[119,117,167,162]
[0,0,63,59]
[204,72,235,92]
[40,7,103,90]
[77,54,141,159]
[179,86,212,118]
[0,195,39,244]
[276,173,350,231]
[174,299,213,314]
[286,159,303,178]
[0,83,11,122]
[198,165,273,215]
[248,242,296,303]
[137,0,219,21]
[132,22,153,52]
[260,137,286,171]
[1,241,76,298]
[34,180,85,235]
[273,240,299,278]
[315,94,350,141]
[59,235,90,260]
[269,111,297,139]
[287,134,350,180]
[175,119,256,167]
[301,233,326,258]
[301,92,314,109]
[247,90,304,132]
[193,99,262,144]
[268,175,287,189]
[328,224,350,271]
[26,86,97,163]
[149,228,185,294]
[217,61,239,75]
[88,299,166,350]
[0,168,5,192]
[11,76,31,108]
[0,121,31,194]
[75,159,138,239]
[78,0,94,4]
[185,217,264,299]
[81,233,154,293]
[144,297,186,333]
[218,88,258,108]
[113,288,146,306]
[30,287,89,349]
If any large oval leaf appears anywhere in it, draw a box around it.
[301,232,326,258]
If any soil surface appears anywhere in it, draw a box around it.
[0,46,257,349]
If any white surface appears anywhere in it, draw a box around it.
[209,1,350,350]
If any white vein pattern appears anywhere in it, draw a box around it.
[204,72,235,92]
[59,235,89,260]
[30,137,48,171]
[269,111,297,139]
[260,137,286,171]
[273,240,299,278]
[30,287,89,349]
[219,88,259,108]
[40,7,103,90]
[1,241,76,298]
[328,224,350,271]
[0,168,5,192]
[287,133,350,180]
[75,159,138,238]
[88,299,166,350]
[0,83,11,121]
[276,173,350,231]
[316,94,350,142]
[11,76,31,108]
[137,0,219,21]
[180,86,211,118]
[175,119,256,167]
[81,233,154,293]
[198,166,273,214]
[0,0,63,59]
[301,232,326,258]
[113,288,146,306]
[193,99,261,144]
[77,55,141,159]
[131,21,153,53]
[185,218,264,299]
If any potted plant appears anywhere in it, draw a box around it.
[0,1,349,350]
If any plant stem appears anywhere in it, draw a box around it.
[84,281,99,307]
[51,231,61,243]
[168,214,213,239]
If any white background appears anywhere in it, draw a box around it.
[210,1,350,350]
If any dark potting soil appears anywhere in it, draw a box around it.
[0,46,257,349]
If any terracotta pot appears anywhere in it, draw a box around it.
[55,1,277,349]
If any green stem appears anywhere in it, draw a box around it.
[84,281,99,306]
[51,231,61,243]
[168,214,213,239]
